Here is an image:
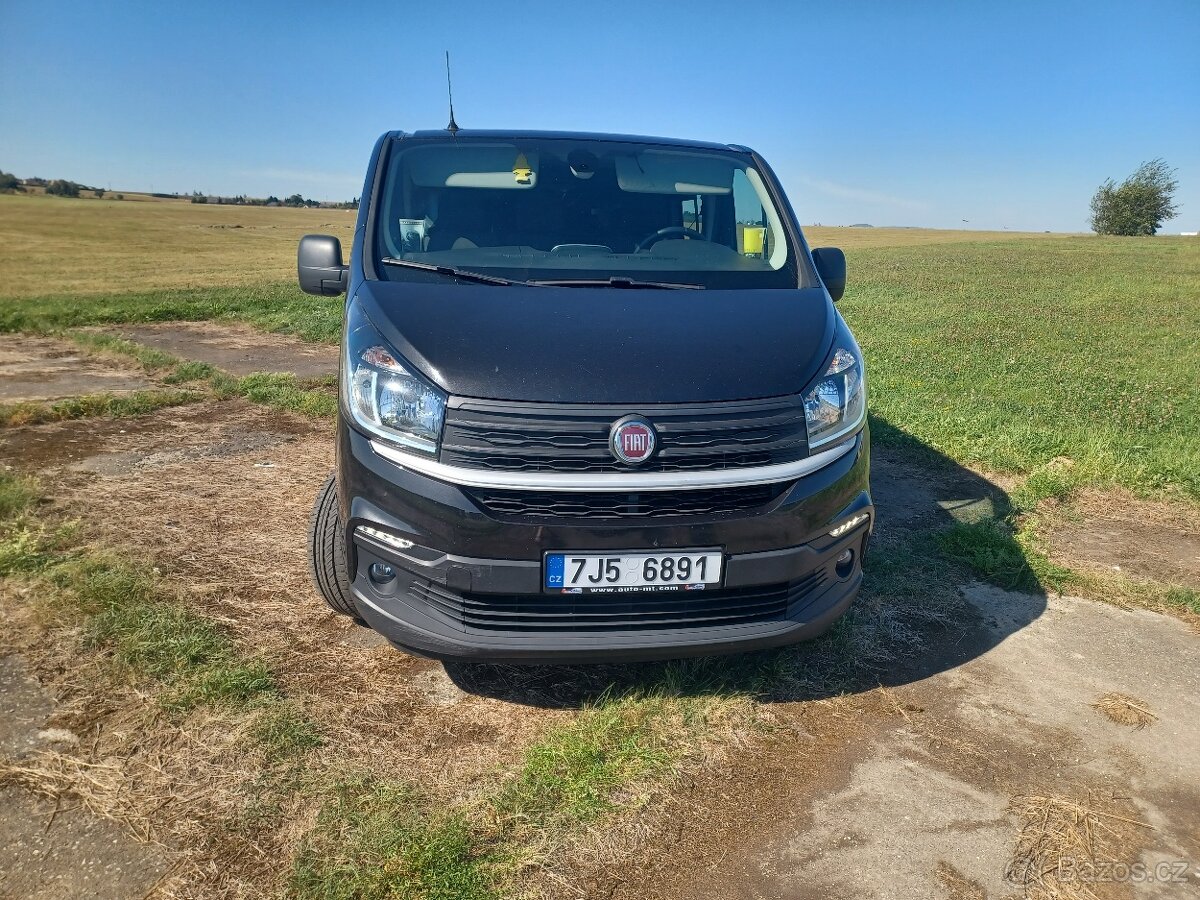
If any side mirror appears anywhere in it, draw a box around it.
[811,247,846,302]
[298,234,348,296]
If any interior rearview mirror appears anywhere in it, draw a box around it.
[298,234,348,296]
[811,247,846,302]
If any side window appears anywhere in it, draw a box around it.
[733,169,772,260]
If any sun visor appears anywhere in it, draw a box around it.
[615,150,734,195]
[406,145,538,189]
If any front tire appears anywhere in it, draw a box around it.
[308,473,360,620]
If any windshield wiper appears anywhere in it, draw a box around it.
[380,257,521,286]
[529,276,705,290]
[380,260,702,290]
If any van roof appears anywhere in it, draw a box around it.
[396,129,751,153]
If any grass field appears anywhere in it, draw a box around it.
[0,192,356,298]
[4,192,1197,499]
[2,192,1198,897]
[834,231,1200,499]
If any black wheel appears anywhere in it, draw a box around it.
[307,473,361,621]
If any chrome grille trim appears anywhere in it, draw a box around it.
[368,436,855,492]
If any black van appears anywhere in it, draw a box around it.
[300,129,872,662]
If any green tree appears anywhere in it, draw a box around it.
[0,170,20,193]
[46,179,81,197]
[93,188,105,199]
[1090,159,1180,236]
[284,193,305,207]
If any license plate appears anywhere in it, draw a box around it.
[544,551,723,593]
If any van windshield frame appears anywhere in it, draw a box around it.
[367,136,807,291]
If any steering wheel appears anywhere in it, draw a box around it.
[634,226,708,253]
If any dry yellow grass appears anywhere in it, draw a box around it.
[0,192,356,299]
[933,861,987,900]
[803,224,1071,249]
[1006,792,1153,900]
[1091,693,1157,729]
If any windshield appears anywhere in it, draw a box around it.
[370,136,803,290]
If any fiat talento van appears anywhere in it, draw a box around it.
[301,129,872,662]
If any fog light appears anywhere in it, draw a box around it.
[829,513,869,538]
[835,549,855,579]
[369,562,397,584]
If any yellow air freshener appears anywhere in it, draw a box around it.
[513,153,533,185]
[742,226,766,257]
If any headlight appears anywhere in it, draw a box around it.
[804,340,866,450]
[344,302,446,456]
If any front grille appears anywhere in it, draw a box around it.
[467,482,788,521]
[409,573,826,632]
[440,397,810,473]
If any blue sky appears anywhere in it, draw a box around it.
[2,0,1197,232]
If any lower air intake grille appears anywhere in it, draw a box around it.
[466,482,788,521]
[409,573,826,633]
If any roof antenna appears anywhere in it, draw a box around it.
[444,51,460,135]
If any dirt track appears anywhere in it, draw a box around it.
[1,328,1197,898]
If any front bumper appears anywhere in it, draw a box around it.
[336,423,872,663]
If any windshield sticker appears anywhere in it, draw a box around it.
[513,153,533,185]
[398,219,427,254]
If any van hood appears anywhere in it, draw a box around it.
[354,280,837,404]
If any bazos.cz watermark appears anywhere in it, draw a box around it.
[1008,858,1193,885]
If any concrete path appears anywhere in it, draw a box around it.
[0,338,154,404]
[103,321,339,378]
[729,587,1200,899]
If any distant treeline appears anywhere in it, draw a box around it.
[188,190,358,209]
[1,171,108,197]
[0,168,357,208]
